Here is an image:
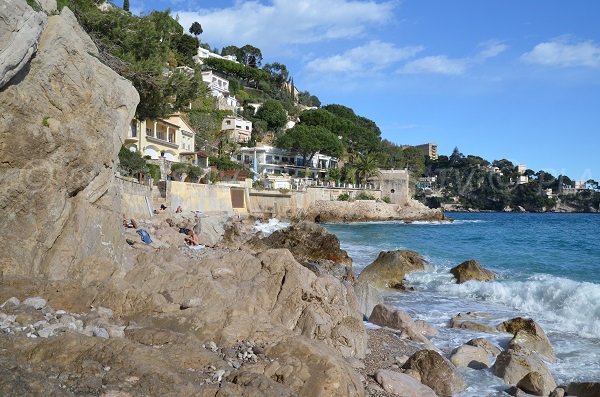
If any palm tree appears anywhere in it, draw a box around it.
[354,153,381,187]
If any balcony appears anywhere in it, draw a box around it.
[146,135,178,149]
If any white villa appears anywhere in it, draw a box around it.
[194,47,239,64]
[222,116,252,144]
[234,146,338,179]
[201,70,240,111]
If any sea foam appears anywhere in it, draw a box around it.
[408,270,600,338]
[253,218,290,236]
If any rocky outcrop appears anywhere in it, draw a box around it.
[466,337,502,358]
[517,371,556,396]
[0,5,139,279]
[353,281,383,319]
[368,304,437,350]
[497,317,556,362]
[375,369,437,397]
[249,221,352,267]
[449,344,490,369]
[300,200,444,223]
[450,259,496,283]
[565,382,600,397]
[402,350,467,396]
[450,312,497,332]
[492,349,556,390]
[0,0,47,89]
[358,250,427,289]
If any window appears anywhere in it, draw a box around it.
[245,126,250,130]
[146,128,153,137]
[266,155,273,163]
[274,156,280,160]
[266,169,274,174]
[237,155,242,160]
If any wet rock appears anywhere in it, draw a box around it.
[449,344,490,369]
[402,350,466,396]
[517,371,555,396]
[549,387,565,397]
[492,349,556,390]
[451,312,497,332]
[505,386,526,396]
[368,304,437,350]
[450,259,496,283]
[375,369,437,397]
[565,382,600,397]
[497,317,555,362]
[359,250,427,289]
[466,338,502,358]
[22,297,47,310]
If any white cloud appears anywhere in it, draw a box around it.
[402,55,468,75]
[175,0,396,54]
[400,41,507,75]
[521,38,600,68]
[477,41,508,60]
[305,41,423,73]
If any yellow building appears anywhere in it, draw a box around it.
[125,113,196,162]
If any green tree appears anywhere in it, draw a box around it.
[263,63,289,85]
[275,125,343,166]
[122,0,129,12]
[189,21,203,36]
[255,99,288,132]
[239,44,263,67]
[221,45,240,60]
[118,146,148,177]
[402,147,425,176]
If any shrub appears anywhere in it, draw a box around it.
[205,169,220,184]
[355,191,376,200]
[253,180,265,190]
[337,193,350,201]
[147,164,161,183]
[279,188,290,195]
[187,165,203,180]
[381,196,391,204]
[118,145,148,177]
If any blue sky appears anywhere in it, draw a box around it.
[132,0,600,180]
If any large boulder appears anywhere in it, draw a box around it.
[353,281,383,320]
[402,350,466,396]
[565,382,600,397]
[0,6,139,279]
[497,317,555,362]
[450,312,497,332]
[375,369,437,397]
[193,213,228,247]
[358,250,426,289]
[368,304,437,350]
[450,259,495,283]
[0,0,47,89]
[466,338,502,358]
[250,221,352,266]
[449,344,490,369]
[517,371,556,396]
[492,349,556,390]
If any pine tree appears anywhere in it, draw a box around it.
[123,0,129,12]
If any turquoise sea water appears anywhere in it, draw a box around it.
[324,213,600,395]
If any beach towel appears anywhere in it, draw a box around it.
[136,229,152,244]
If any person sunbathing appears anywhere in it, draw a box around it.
[184,229,200,246]
[175,206,183,213]
[122,215,138,229]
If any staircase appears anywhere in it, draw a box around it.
[151,180,168,211]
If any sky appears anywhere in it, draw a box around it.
[131,0,600,180]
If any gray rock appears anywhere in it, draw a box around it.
[466,337,502,358]
[402,350,467,396]
[92,327,109,339]
[375,369,437,397]
[517,371,555,396]
[565,382,600,397]
[493,349,556,390]
[549,387,565,397]
[1,297,20,308]
[0,0,47,89]
[22,297,47,310]
[353,281,383,320]
[449,344,490,369]
[96,306,113,319]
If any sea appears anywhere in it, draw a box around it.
[324,212,600,396]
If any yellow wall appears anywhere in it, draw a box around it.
[168,181,236,213]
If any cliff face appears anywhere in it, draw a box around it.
[0,3,139,279]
